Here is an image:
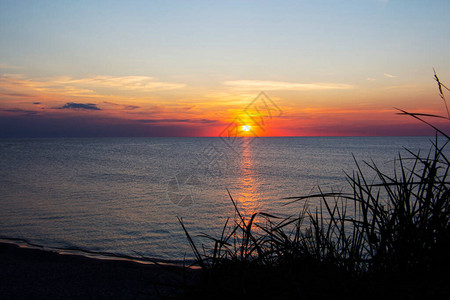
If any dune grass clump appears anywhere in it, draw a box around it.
[178,73,450,298]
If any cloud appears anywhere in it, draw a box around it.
[103,102,141,111]
[384,73,397,78]
[0,74,98,97]
[65,75,186,92]
[366,78,376,81]
[0,92,34,98]
[33,102,41,105]
[1,108,39,116]
[138,118,218,124]
[223,80,355,91]
[58,102,101,110]
[124,105,140,110]
[0,74,186,98]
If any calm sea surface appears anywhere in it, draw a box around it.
[0,137,442,262]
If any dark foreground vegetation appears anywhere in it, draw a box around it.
[178,73,450,299]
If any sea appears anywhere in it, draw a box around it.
[0,137,443,262]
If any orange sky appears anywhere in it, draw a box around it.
[1,72,449,137]
[1,1,449,137]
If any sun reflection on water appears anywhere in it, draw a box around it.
[235,138,261,219]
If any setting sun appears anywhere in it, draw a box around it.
[242,125,251,132]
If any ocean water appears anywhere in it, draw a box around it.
[0,137,442,262]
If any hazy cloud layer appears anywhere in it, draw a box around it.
[124,105,140,110]
[1,108,39,116]
[0,74,186,98]
[223,80,355,91]
[0,92,34,98]
[384,73,397,78]
[138,118,217,124]
[0,115,215,138]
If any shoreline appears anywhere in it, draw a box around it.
[0,241,199,299]
[0,237,197,267]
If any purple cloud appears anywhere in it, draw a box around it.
[58,102,101,110]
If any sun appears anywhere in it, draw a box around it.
[242,125,251,132]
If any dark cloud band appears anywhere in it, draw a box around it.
[58,102,101,110]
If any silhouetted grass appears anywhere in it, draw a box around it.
[178,72,450,299]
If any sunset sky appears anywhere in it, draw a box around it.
[1,0,449,137]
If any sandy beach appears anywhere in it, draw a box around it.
[0,242,198,299]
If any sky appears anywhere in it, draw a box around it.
[1,0,450,137]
